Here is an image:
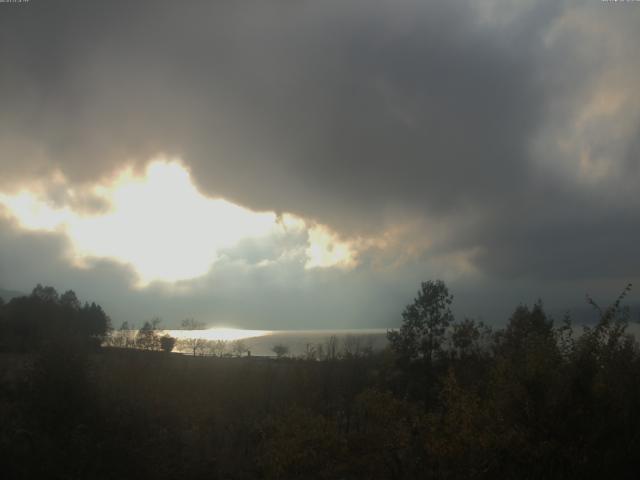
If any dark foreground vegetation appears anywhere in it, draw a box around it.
[1,281,640,479]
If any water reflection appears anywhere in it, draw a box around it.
[163,328,271,342]
[161,328,389,357]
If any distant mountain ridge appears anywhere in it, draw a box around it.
[0,288,26,302]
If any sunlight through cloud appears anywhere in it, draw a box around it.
[305,225,357,270]
[0,158,361,286]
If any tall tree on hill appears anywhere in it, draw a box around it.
[387,280,454,364]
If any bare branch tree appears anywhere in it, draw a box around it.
[180,318,208,356]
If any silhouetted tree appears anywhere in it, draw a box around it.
[574,283,637,389]
[200,339,228,356]
[212,339,227,357]
[342,334,369,358]
[108,320,131,348]
[181,318,205,330]
[160,334,177,353]
[304,342,318,360]
[0,285,110,351]
[449,318,492,359]
[231,339,247,357]
[497,301,556,360]
[60,289,81,310]
[80,301,112,347]
[137,318,161,350]
[180,318,207,356]
[272,343,289,358]
[388,280,454,363]
[325,335,339,360]
[31,284,59,303]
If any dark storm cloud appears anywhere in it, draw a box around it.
[469,194,640,281]
[1,0,640,318]
[0,0,556,224]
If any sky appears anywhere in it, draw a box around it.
[1,0,639,329]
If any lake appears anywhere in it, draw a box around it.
[161,328,390,357]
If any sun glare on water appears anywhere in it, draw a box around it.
[165,328,272,342]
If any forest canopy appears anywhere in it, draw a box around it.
[0,284,111,352]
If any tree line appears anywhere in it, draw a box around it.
[105,317,251,357]
[0,284,110,352]
[1,280,640,478]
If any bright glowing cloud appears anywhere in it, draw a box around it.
[305,225,357,270]
[0,158,362,285]
[0,191,75,232]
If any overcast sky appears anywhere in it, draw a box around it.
[1,0,639,329]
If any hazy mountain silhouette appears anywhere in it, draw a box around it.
[0,288,24,302]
